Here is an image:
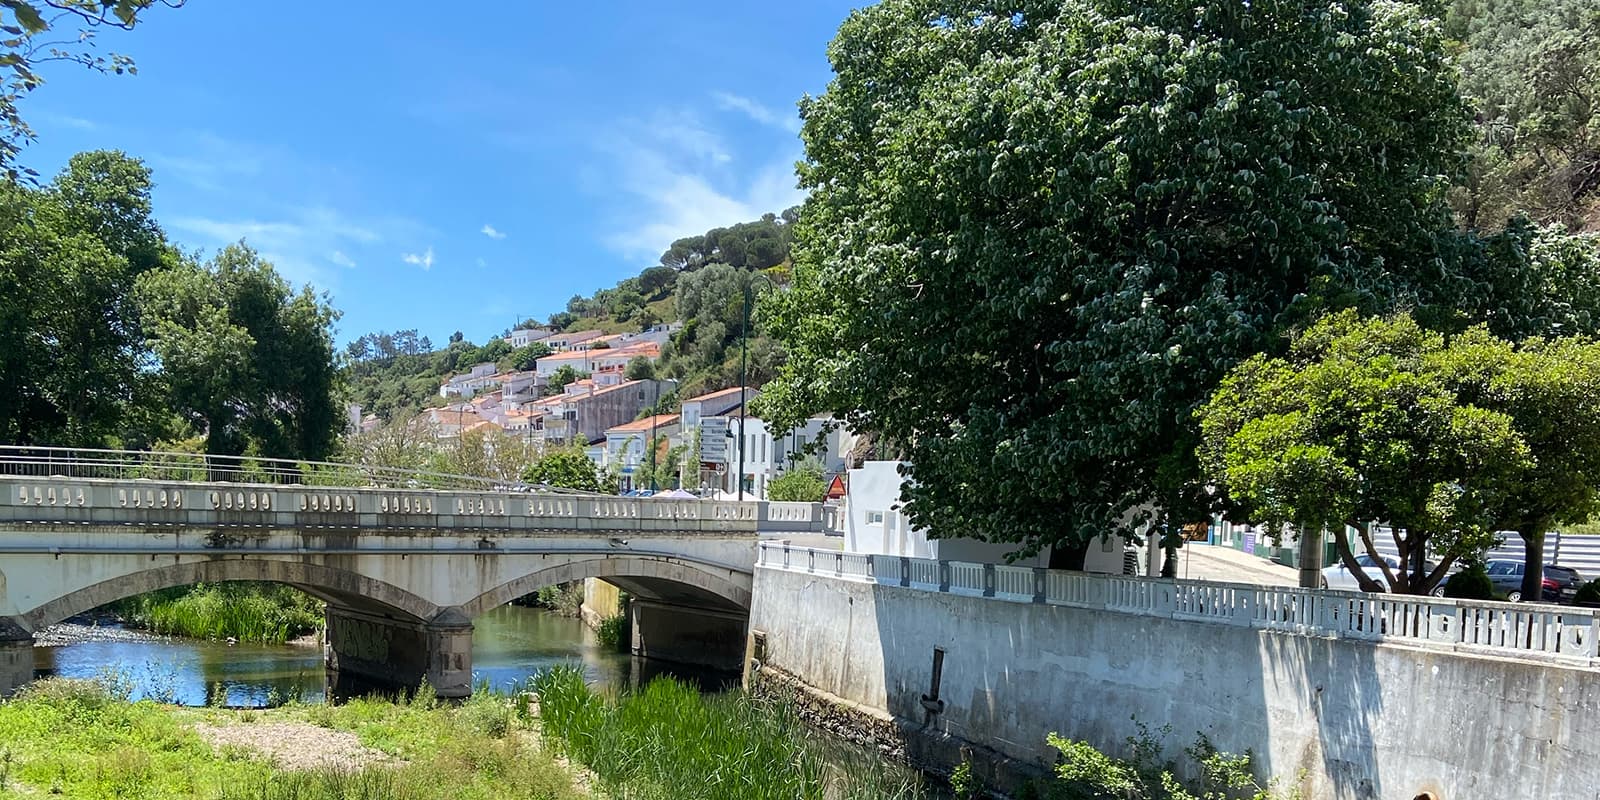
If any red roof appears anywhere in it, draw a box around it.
[606,413,680,435]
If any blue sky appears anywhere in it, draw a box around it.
[22,1,863,345]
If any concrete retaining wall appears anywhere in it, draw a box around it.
[747,566,1600,799]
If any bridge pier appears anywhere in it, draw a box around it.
[0,617,31,698]
[629,599,747,672]
[324,605,473,699]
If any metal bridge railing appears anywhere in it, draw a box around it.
[0,445,600,495]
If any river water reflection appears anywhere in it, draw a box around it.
[33,604,723,706]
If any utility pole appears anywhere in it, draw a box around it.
[738,288,749,502]
[736,274,773,502]
[648,380,659,492]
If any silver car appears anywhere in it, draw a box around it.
[1321,553,1447,596]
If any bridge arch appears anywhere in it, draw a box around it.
[21,559,439,632]
[460,554,752,618]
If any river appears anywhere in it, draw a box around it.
[32,604,728,707]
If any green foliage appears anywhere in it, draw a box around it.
[531,667,930,800]
[760,0,1473,558]
[950,760,980,800]
[768,462,827,503]
[546,365,586,395]
[594,613,628,651]
[520,582,584,617]
[624,355,656,380]
[1443,561,1497,600]
[0,151,173,447]
[137,243,343,459]
[505,341,552,371]
[1574,579,1600,605]
[1198,313,1536,593]
[522,447,615,493]
[1037,724,1298,800]
[115,582,324,644]
[0,680,586,800]
[1447,0,1600,230]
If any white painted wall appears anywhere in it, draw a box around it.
[749,566,1600,800]
[843,461,1128,573]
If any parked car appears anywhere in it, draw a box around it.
[1484,560,1585,603]
[1320,554,1448,596]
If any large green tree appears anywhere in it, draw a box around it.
[1201,311,1600,596]
[1198,313,1530,594]
[759,0,1472,566]
[0,150,170,446]
[137,243,342,460]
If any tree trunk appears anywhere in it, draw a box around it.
[1049,540,1089,571]
[1297,524,1324,589]
[1520,527,1547,603]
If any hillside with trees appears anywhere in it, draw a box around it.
[542,209,800,399]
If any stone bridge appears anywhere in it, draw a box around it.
[0,466,832,697]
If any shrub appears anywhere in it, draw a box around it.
[595,614,628,651]
[1033,724,1300,800]
[1442,561,1496,600]
[1575,579,1600,606]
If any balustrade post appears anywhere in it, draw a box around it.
[782,544,791,569]
[982,564,996,598]
[807,548,815,573]
[939,561,950,593]
[833,551,843,577]
[1033,567,1047,604]
[899,556,911,587]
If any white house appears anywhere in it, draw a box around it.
[600,414,682,492]
[439,362,501,398]
[841,460,1140,572]
[504,327,552,348]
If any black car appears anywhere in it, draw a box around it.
[1484,559,1585,603]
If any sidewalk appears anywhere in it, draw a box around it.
[1174,542,1299,587]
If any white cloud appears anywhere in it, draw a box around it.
[150,133,266,192]
[168,207,381,289]
[36,110,96,130]
[711,91,801,134]
[603,147,804,263]
[649,111,733,164]
[480,224,506,240]
[402,246,436,270]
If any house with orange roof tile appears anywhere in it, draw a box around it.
[602,413,682,491]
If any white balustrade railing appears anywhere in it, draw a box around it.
[756,543,1600,666]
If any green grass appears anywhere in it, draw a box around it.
[116,582,324,644]
[0,678,587,800]
[531,667,931,800]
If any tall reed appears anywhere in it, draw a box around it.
[531,667,931,800]
[116,582,323,644]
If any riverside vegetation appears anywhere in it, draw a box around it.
[0,670,1300,800]
[114,583,324,645]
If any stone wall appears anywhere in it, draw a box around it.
[747,565,1600,800]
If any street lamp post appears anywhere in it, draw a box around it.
[736,274,774,502]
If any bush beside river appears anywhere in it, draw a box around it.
[114,583,324,645]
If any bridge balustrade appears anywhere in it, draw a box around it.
[1,475,767,535]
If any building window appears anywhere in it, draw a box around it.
[866,511,885,526]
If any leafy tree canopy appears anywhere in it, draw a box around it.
[137,242,342,459]
[1199,311,1600,595]
[768,462,827,503]
[523,448,617,493]
[760,0,1472,562]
